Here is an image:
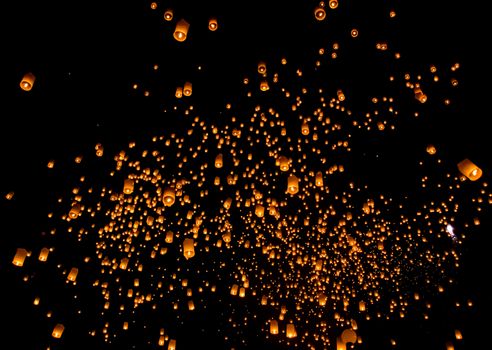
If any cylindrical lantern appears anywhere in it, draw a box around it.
[52,324,65,338]
[239,287,246,298]
[208,17,218,31]
[69,203,81,219]
[315,171,323,186]
[318,293,327,306]
[215,154,223,168]
[286,323,297,338]
[123,179,134,194]
[314,6,326,21]
[255,204,264,218]
[287,175,299,194]
[12,248,28,267]
[270,320,279,334]
[426,145,437,155]
[183,81,192,96]
[457,159,482,181]
[175,86,183,98]
[260,80,269,91]
[183,238,195,259]
[261,296,268,305]
[359,301,366,312]
[222,232,231,243]
[168,339,176,350]
[188,300,195,310]
[67,267,78,282]
[329,0,339,9]
[163,187,176,206]
[223,197,232,209]
[38,248,49,262]
[230,284,238,296]
[20,72,35,91]
[337,89,345,101]
[164,9,173,21]
[301,122,310,135]
[165,231,174,243]
[258,61,267,74]
[120,258,129,270]
[173,19,190,42]
[278,156,289,171]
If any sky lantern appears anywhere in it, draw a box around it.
[38,248,49,262]
[286,323,297,338]
[68,203,81,219]
[12,248,28,267]
[341,329,357,344]
[183,238,195,259]
[208,17,218,31]
[164,9,173,21]
[163,187,176,206]
[123,179,134,194]
[329,0,339,9]
[314,6,326,21]
[173,19,190,42]
[183,82,192,96]
[270,320,279,334]
[457,159,482,181]
[315,171,323,186]
[20,72,35,91]
[287,175,299,194]
[52,324,65,338]
[215,154,223,168]
[278,156,289,171]
[258,61,267,74]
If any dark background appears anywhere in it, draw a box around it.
[1,1,488,349]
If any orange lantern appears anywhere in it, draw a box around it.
[173,19,190,42]
[20,72,35,91]
[457,159,482,181]
[12,248,28,267]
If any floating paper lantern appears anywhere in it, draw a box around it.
[20,72,35,91]
[67,267,78,282]
[168,339,176,350]
[315,171,323,186]
[457,159,482,181]
[183,238,195,259]
[164,9,173,21]
[287,175,299,194]
[123,179,134,194]
[52,324,65,338]
[426,145,437,155]
[314,6,326,21]
[208,17,218,31]
[260,80,269,91]
[215,154,223,168]
[329,0,339,9]
[270,320,279,334]
[38,248,49,262]
[255,204,265,218]
[173,19,190,42]
[163,187,176,206]
[68,203,81,219]
[258,61,267,74]
[183,81,192,96]
[341,329,357,344]
[286,323,297,338]
[175,86,183,98]
[278,156,289,171]
[12,248,28,267]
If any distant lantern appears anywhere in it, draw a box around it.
[287,175,299,194]
[52,324,65,338]
[150,2,157,10]
[341,329,357,344]
[270,320,279,334]
[255,204,265,218]
[95,143,104,157]
[258,61,267,74]
[314,6,326,21]
[20,72,35,91]
[223,197,232,209]
[165,231,174,243]
[215,154,223,168]
[68,203,81,219]
[173,19,190,42]
[455,329,463,340]
[158,335,165,346]
[164,9,173,21]
[38,248,49,262]
[67,267,78,282]
[359,301,366,312]
[120,257,129,270]
[336,337,347,350]
[175,86,183,98]
[279,156,290,171]
[260,80,270,91]
[329,0,339,9]
[123,322,129,330]
[188,300,195,310]
[208,17,218,31]
[337,89,345,101]
[261,296,268,305]
[239,287,246,298]
[315,171,323,186]
[230,284,239,296]
[183,81,192,96]
[301,122,310,135]
[457,159,482,181]
[12,248,28,267]
[123,179,134,194]
[286,323,297,338]
[414,87,427,103]
[351,28,359,37]
[183,238,195,259]
[426,145,437,155]
[318,293,328,306]
[163,187,176,206]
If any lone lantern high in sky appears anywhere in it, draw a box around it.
[173,19,190,42]
[20,72,35,91]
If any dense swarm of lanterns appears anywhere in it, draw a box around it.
[10,1,485,349]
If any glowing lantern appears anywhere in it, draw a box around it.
[279,156,289,171]
[329,0,339,9]
[455,330,462,340]
[68,203,81,219]
[260,80,269,91]
[165,231,174,243]
[163,187,176,206]
[286,323,297,338]
[287,175,299,194]
[446,342,455,350]
[175,86,183,98]
[123,322,129,330]
[95,143,104,157]
[183,238,195,259]
[261,296,268,305]
[123,179,134,194]
[33,297,40,305]
[173,19,190,42]
[223,197,232,209]
[188,300,195,310]
[457,159,482,181]
[341,329,357,344]
[337,89,345,101]
[314,6,326,21]
[120,258,129,270]
[301,122,310,135]
[52,324,65,338]
[67,267,78,282]
[222,232,231,243]
[215,154,223,168]
[255,204,265,218]
[270,320,279,334]
[230,284,239,296]
[12,248,28,267]
[315,171,323,186]
[426,145,437,155]
[258,61,267,74]
[359,301,366,312]
[336,337,347,350]
[20,72,35,91]
[208,17,218,31]
[168,339,176,350]
[239,287,246,298]
[38,248,49,262]
[158,335,165,346]
[164,9,173,21]
[183,81,192,96]
[318,293,328,306]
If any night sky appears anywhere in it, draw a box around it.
[1,1,488,349]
